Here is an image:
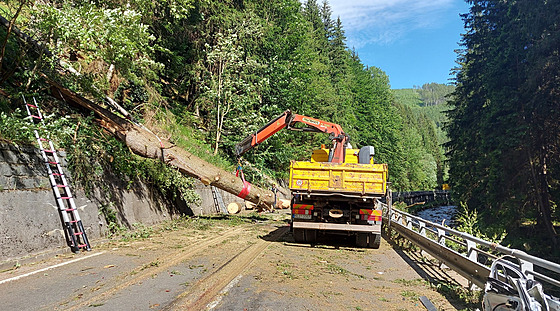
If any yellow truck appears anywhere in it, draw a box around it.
[289,148,388,248]
[235,110,389,248]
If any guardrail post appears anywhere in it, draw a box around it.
[466,240,477,262]
[418,220,426,257]
[387,190,392,229]
[437,228,445,245]
[406,216,412,230]
[519,258,534,280]
[466,240,478,289]
[393,211,400,224]
[419,221,426,237]
[436,228,448,269]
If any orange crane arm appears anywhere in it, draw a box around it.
[235,110,349,163]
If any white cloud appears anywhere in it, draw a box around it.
[325,0,455,47]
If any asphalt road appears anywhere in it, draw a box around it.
[0,214,471,310]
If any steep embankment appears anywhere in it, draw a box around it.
[0,139,252,261]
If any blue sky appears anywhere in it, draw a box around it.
[326,0,471,89]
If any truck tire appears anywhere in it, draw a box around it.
[356,233,368,248]
[305,229,317,243]
[293,228,305,243]
[368,233,381,249]
[293,228,317,244]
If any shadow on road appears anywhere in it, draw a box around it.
[383,230,479,310]
[261,227,368,253]
[257,223,477,309]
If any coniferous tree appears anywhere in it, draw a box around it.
[448,0,560,249]
[320,0,334,41]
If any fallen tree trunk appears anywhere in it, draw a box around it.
[45,77,276,209]
[0,13,276,209]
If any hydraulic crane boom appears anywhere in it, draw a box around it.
[235,110,388,249]
[235,110,349,163]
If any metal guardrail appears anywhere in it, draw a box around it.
[392,190,451,205]
[384,206,560,291]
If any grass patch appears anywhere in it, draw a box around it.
[400,289,418,300]
[431,281,482,309]
[276,261,296,279]
[162,112,234,171]
[139,261,160,271]
[393,278,426,286]
[120,223,154,241]
[323,263,365,279]
[281,269,295,279]
[326,263,350,275]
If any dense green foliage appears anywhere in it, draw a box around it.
[392,84,454,187]
[447,0,560,254]
[0,98,200,207]
[0,0,443,196]
[398,83,455,145]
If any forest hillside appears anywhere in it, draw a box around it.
[392,83,455,187]
[0,0,442,193]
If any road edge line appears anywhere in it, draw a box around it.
[0,251,105,285]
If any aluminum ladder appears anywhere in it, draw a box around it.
[211,185,228,214]
[23,96,91,253]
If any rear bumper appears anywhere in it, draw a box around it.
[292,221,381,233]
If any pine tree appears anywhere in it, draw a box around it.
[448,0,560,248]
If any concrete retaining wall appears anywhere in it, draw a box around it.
[0,141,247,262]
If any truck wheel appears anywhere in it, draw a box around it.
[293,228,305,243]
[356,233,368,248]
[305,229,317,243]
[368,233,381,249]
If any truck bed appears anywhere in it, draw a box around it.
[289,160,388,196]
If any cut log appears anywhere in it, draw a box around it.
[227,202,241,214]
[278,199,291,209]
[245,201,256,210]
